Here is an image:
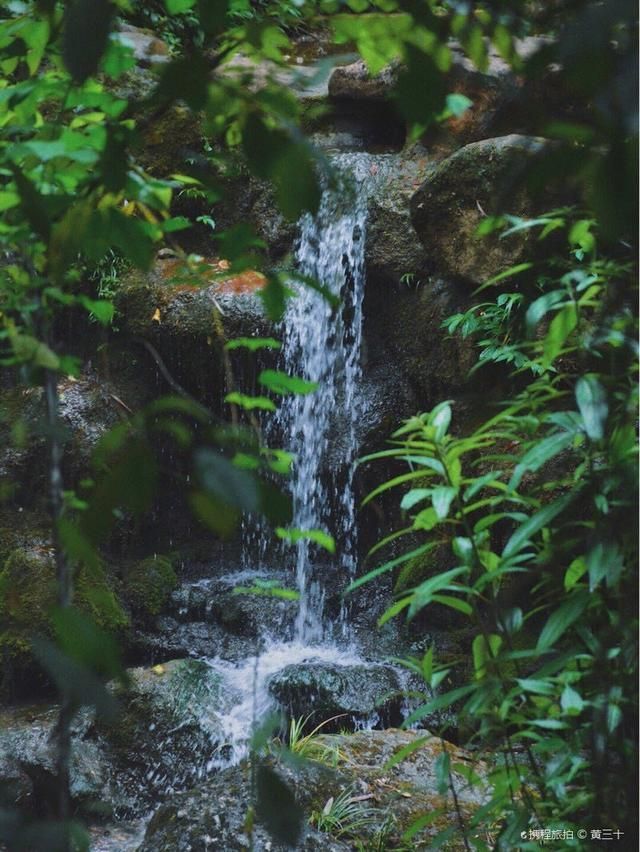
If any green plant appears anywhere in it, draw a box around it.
[311,786,381,839]
[88,250,130,306]
[271,713,345,766]
[357,213,638,847]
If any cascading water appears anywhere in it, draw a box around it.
[276,153,374,641]
[184,154,403,767]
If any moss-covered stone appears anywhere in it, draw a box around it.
[123,554,177,617]
[0,547,128,665]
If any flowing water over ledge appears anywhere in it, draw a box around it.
[192,153,407,767]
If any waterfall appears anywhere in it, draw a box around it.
[275,153,379,642]
[190,154,401,767]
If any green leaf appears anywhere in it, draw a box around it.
[525,290,567,331]
[434,750,451,795]
[430,401,452,440]
[273,143,321,220]
[225,392,276,412]
[537,591,590,651]
[258,370,318,396]
[402,809,447,842]
[78,296,114,325]
[234,580,299,601]
[509,431,575,490]
[225,337,282,351]
[403,683,476,725]
[401,488,432,510]
[472,634,502,678]
[11,166,51,240]
[275,527,336,554]
[259,276,291,322]
[395,46,447,126]
[346,542,437,593]
[575,374,608,440]
[166,0,196,11]
[408,567,469,620]
[378,597,411,626]
[155,53,210,110]
[255,765,304,847]
[31,636,120,720]
[480,262,533,288]
[194,448,260,513]
[63,0,113,83]
[564,556,587,590]
[586,540,624,591]
[384,735,432,770]
[431,485,457,519]
[503,492,576,559]
[542,303,577,367]
[561,685,584,715]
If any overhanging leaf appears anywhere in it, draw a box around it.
[537,591,590,651]
[575,374,608,440]
[255,765,303,847]
[258,370,318,396]
[63,0,113,83]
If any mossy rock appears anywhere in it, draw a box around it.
[0,547,128,665]
[123,554,177,617]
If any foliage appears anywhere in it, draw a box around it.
[123,554,177,617]
[359,213,638,847]
[311,786,381,839]
[281,713,344,765]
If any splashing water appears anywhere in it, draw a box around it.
[275,153,390,641]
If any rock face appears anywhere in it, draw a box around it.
[329,59,399,102]
[410,134,548,284]
[268,662,404,729]
[0,377,124,506]
[115,257,275,404]
[139,729,489,851]
[139,761,351,852]
[0,660,228,819]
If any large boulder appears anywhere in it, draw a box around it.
[0,376,125,507]
[139,760,351,852]
[410,134,548,284]
[139,729,490,850]
[329,59,399,102]
[364,151,431,285]
[0,659,229,819]
[115,257,275,404]
[268,662,404,730]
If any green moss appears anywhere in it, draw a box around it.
[124,554,177,616]
[0,548,128,663]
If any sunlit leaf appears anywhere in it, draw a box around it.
[258,370,318,396]
[575,374,608,441]
[275,526,336,553]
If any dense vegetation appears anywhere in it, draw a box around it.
[0,1,636,850]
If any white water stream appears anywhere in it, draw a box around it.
[200,154,399,764]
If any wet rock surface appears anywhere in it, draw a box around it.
[0,377,124,505]
[268,662,404,730]
[0,659,229,820]
[139,730,489,851]
[329,58,399,103]
[410,134,548,284]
